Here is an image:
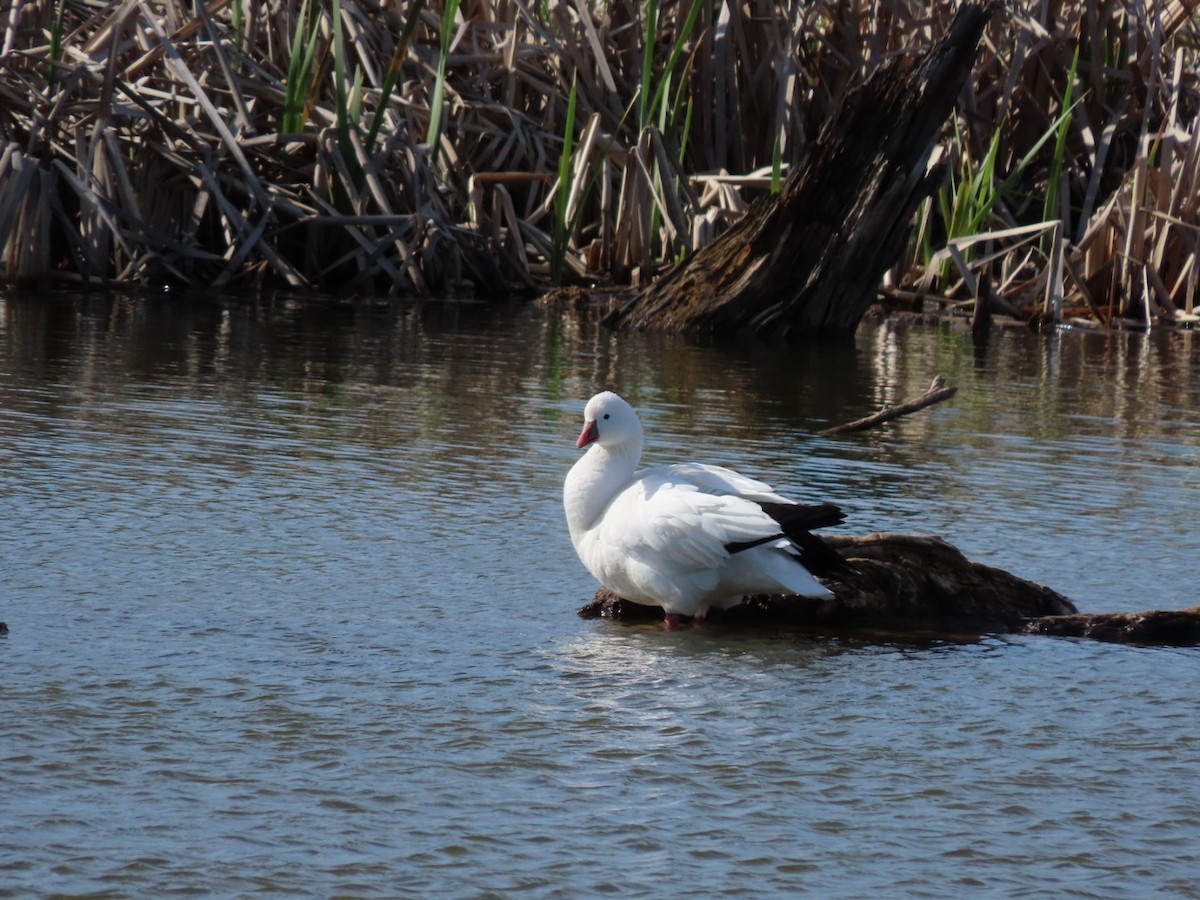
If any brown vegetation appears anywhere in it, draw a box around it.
[1,1,1197,327]
[604,3,993,336]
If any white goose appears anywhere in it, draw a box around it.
[563,391,846,628]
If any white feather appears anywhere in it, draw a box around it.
[563,391,836,620]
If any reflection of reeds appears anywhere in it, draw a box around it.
[0,1,1197,324]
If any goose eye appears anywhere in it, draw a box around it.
[603,413,610,420]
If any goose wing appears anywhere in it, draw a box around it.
[597,471,785,573]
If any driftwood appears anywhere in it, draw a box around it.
[1022,607,1200,646]
[578,532,1200,646]
[580,533,1075,631]
[604,3,996,338]
[821,376,957,435]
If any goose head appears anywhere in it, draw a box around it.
[577,391,644,454]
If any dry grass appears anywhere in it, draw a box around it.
[1,0,1197,325]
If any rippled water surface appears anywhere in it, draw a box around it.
[2,294,1199,897]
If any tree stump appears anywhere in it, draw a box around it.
[603,3,996,338]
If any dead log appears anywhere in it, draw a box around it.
[604,3,996,338]
[580,532,1076,632]
[1022,607,1200,646]
[578,531,1200,646]
[820,376,957,435]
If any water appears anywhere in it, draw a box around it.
[2,294,1198,897]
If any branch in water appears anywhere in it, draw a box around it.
[821,376,957,435]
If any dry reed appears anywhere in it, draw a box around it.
[0,0,1197,326]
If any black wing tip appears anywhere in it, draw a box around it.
[750,500,851,576]
[759,500,845,531]
[724,530,854,577]
[725,533,786,555]
[791,532,855,577]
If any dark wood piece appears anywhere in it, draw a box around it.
[577,531,1200,647]
[580,531,1076,632]
[1022,606,1200,646]
[604,3,996,338]
[820,376,957,435]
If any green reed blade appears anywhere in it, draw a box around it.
[367,0,426,149]
[48,0,67,91]
[282,0,322,133]
[551,73,579,283]
[1042,45,1080,253]
[426,0,462,162]
[643,0,703,133]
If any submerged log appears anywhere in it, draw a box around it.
[1022,607,1200,646]
[577,532,1200,646]
[604,3,995,338]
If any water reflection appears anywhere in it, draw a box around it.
[1,293,1199,897]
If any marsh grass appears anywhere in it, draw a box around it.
[0,0,1197,325]
[549,72,578,283]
